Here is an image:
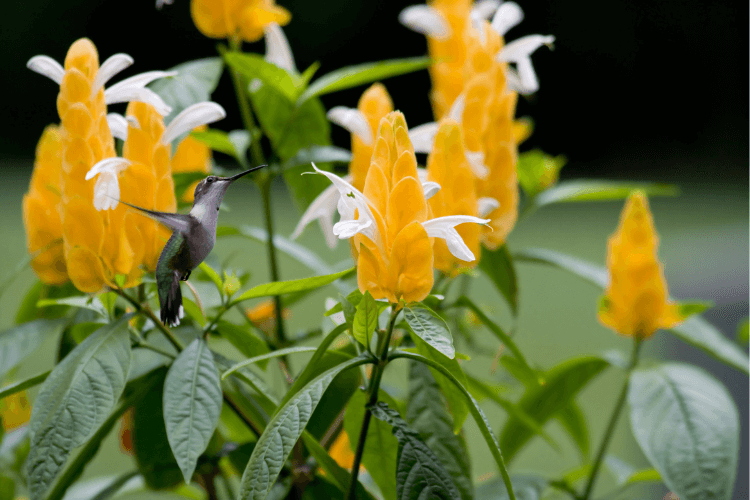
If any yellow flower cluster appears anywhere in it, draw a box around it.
[0,390,32,431]
[191,0,290,42]
[599,192,685,338]
[349,84,394,192]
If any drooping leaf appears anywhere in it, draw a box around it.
[280,145,352,172]
[26,316,131,500]
[479,245,518,315]
[499,356,609,464]
[369,401,461,500]
[164,339,223,483]
[238,355,371,500]
[0,319,65,381]
[404,304,455,359]
[555,401,589,459]
[533,180,678,208]
[628,363,739,500]
[406,362,473,500]
[515,247,750,375]
[229,267,354,306]
[220,347,318,380]
[475,474,548,500]
[298,57,431,103]
[216,321,271,370]
[224,52,303,102]
[353,291,378,351]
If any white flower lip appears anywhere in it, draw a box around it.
[104,70,177,116]
[491,1,524,36]
[466,150,490,179]
[291,181,342,249]
[421,216,491,262]
[409,122,439,154]
[327,107,373,146]
[399,5,450,39]
[161,102,226,145]
[107,113,129,141]
[497,35,555,62]
[94,53,134,93]
[86,158,132,211]
[264,23,296,73]
[471,0,501,24]
[477,197,500,218]
[27,55,65,85]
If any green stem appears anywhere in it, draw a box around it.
[582,338,643,500]
[227,38,265,167]
[260,177,288,349]
[0,370,50,400]
[347,308,399,500]
[115,288,184,352]
[133,341,176,360]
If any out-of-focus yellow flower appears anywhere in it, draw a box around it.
[599,192,685,339]
[329,431,356,471]
[246,299,291,334]
[172,125,212,203]
[23,126,68,285]
[191,0,290,42]
[0,390,32,431]
[118,408,134,455]
[312,112,488,304]
[426,120,480,274]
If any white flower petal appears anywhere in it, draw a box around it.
[106,70,177,94]
[126,115,141,129]
[421,215,490,262]
[105,86,172,116]
[491,2,524,36]
[477,197,500,218]
[505,66,523,92]
[497,34,555,62]
[516,57,539,94]
[466,150,489,178]
[325,297,346,326]
[327,107,373,145]
[27,55,64,85]
[291,182,341,247]
[86,157,131,181]
[471,0,500,24]
[319,214,339,249]
[333,218,372,239]
[448,93,466,122]
[264,23,296,73]
[94,53,134,93]
[156,0,174,9]
[107,113,129,141]
[409,122,439,153]
[161,102,226,145]
[422,181,441,200]
[399,5,450,39]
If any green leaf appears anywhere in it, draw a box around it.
[149,57,223,127]
[37,296,107,317]
[221,347,317,380]
[198,262,224,294]
[406,362,473,500]
[280,145,352,172]
[736,318,749,345]
[163,339,223,483]
[216,321,270,370]
[369,401,461,500]
[533,180,678,207]
[555,401,589,459]
[190,128,251,167]
[26,316,131,500]
[628,363,739,500]
[404,304,455,359]
[298,57,431,103]
[515,247,750,375]
[172,171,207,200]
[479,245,518,315]
[68,321,106,345]
[300,431,373,499]
[224,52,302,102]
[353,291,378,351]
[517,150,566,198]
[0,319,65,381]
[229,267,354,306]
[238,355,371,500]
[677,301,712,317]
[15,282,78,324]
[0,371,50,401]
[499,356,609,464]
[475,474,548,500]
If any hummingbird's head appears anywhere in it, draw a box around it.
[191,165,267,213]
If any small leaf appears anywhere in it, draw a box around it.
[191,128,251,167]
[229,267,354,306]
[517,150,566,197]
[628,363,739,500]
[198,262,224,293]
[298,57,431,103]
[26,316,131,500]
[353,291,378,351]
[677,301,712,317]
[37,296,107,317]
[0,319,65,381]
[164,339,223,483]
[533,180,678,207]
[737,318,749,345]
[479,245,518,315]
[404,304,455,359]
[280,145,352,172]
[475,474,548,500]
[238,355,371,500]
[499,356,609,464]
[369,402,461,500]
[224,52,302,101]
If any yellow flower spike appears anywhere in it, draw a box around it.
[426,120,480,274]
[329,431,357,471]
[23,125,68,285]
[246,299,291,334]
[0,390,32,431]
[348,84,394,191]
[599,192,685,339]
[191,0,290,43]
[172,125,213,203]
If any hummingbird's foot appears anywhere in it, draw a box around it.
[180,270,191,281]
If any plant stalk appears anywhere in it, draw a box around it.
[581,338,643,499]
[260,177,288,350]
[227,37,265,168]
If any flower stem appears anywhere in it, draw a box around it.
[227,38,265,168]
[347,308,399,500]
[260,177,288,350]
[582,338,643,499]
[115,287,185,352]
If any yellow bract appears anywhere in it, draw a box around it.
[191,0,290,42]
[426,120,479,274]
[329,431,356,471]
[246,299,290,334]
[172,125,212,203]
[350,84,394,192]
[599,192,685,339]
[23,125,67,284]
[355,112,434,304]
[0,390,32,431]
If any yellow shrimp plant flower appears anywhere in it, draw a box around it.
[311,112,488,304]
[599,192,685,339]
[191,0,290,42]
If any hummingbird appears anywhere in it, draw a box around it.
[118,165,266,326]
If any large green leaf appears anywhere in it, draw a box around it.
[479,245,518,315]
[475,474,548,500]
[36,296,107,317]
[353,291,378,351]
[344,389,399,500]
[533,180,678,207]
[555,401,589,459]
[149,57,223,127]
[0,319,65,381]
[26,317,131,500]
[229,267,354,307]
[499,356,609,463]
[406,362,473,500]
[369,402,461,500]
[238,355,372,500]
[190,128,252,168]
[298,57,431,103]
[515,248,750,374]
[163,339,223,483]
[404,304,455,359]
[224,52,303,102]
[628,363,739,500]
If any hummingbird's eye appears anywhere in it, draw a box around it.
[206,177,215,183]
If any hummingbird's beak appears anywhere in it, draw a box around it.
[226,164,267,182]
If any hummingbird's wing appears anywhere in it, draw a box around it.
[118,199,193,235]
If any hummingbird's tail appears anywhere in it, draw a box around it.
[159,269,184,327]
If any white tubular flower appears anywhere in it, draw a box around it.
[161,102,226,145]
[497,34,554,94]
[409,122,439,153]
[477,197,500,218]
[106,113,129,141]
[85,158,132,210]
[291,181,343,249]
[264,23,297,73]
[399,5,450,39]
[26,56,65,84]
[327,107,373,145]
[421,215,490,261]
[491,2,524,36]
